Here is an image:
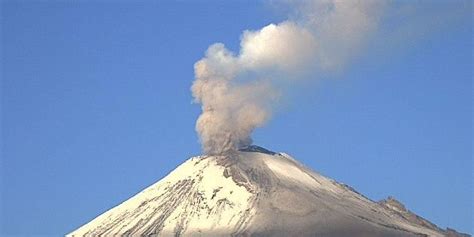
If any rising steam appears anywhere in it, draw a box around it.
[192,0,385,155]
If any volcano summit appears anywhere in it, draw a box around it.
[68,146,468,237]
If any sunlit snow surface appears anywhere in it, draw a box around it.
[68,147,453,237]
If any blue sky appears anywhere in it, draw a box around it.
[1,1,472,236]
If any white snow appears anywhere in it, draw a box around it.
[262,153,318,187]
[68,156,254,236]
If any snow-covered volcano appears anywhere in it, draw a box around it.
[68,146,468,237]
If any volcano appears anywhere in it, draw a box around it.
[68,146,468,237]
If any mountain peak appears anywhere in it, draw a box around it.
[238,145,276,155]
[68,151,468,237]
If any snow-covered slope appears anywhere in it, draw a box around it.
[68,146,467,237]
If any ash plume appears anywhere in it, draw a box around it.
[192,0,385,155]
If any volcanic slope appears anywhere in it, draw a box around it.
[68,146,468,237]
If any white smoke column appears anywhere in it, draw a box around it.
[192,0,385,155]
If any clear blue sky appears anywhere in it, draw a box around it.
[1,1,472,236]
